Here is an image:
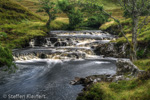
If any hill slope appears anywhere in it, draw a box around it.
[0,0,46,48]
[0,0,41,24]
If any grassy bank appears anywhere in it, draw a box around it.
[76,4,150,100]
[77,78,150,100]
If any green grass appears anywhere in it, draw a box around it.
[0,0,46,48]
[13,0,68,18]
[82,0,120,10]
[0,0,41,24]
[50,17,69,30]
[78,78,150,100]
[134,59,150,71]
[0,21,47,48]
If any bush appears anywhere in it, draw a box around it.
[58,0,73,13]
[0,45,17,71]
[137,49,145,58]
[86,13,109,28]
[68,9,83,29]
[58,0,83,30]
[77,83,103,100]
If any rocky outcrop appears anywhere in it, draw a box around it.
[94,42,150,59]
[94,43,129,58]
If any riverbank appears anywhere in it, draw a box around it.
[76,16,150,100]
[100,17,150,70]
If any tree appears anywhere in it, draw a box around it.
[68,9,83,29]
[38,0,57,30]
[77,2,109,28]
[103,0,150,61]
[58,0,83,29]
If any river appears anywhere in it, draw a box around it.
[0,30,117,100]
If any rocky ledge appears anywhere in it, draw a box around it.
[94,42,150,59]
[94,42,129,58]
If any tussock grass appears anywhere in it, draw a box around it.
[134,59,150,71]
[78,79,150,100]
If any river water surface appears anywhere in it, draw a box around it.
[0,30,117,100]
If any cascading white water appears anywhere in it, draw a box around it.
[29,39,35,47]
[13,30,116,61]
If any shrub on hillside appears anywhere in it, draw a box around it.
[77,83,104,100]
[0,45,17,71]
[86,14,109,28]
[68,10,83,30]
[0,32,16,72]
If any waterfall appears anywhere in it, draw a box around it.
[13,30,116,61]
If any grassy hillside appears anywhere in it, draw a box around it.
[0,0,69,48]
[13,0,68,21]
[84,0,119,10]
[0,0,41,24]
[0,0,47,48]
[13,0,122,23]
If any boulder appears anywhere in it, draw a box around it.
[116,59,140,76]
